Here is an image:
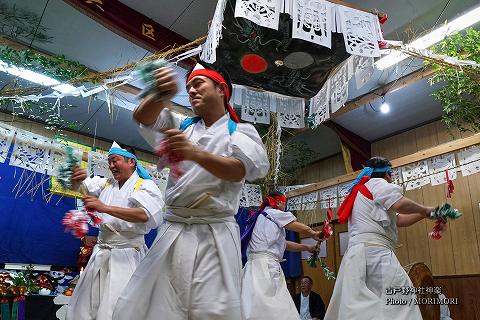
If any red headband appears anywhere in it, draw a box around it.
[187,69,239,123]
[260,195,287,211]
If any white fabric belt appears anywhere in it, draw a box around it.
[164,208,235,225]
[348,232,396,251]
[97,228,145,249]
[247,251,282,262]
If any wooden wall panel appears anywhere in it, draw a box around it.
[293,119,480,302]
[434,275,480,320]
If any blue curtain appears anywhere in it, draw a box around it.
[0,146,156,267]
[235,207,301,278]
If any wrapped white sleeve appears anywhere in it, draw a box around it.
[231,123,270,181]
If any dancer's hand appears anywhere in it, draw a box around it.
[81,236,97,247]
[162,129,200,161]
[424,206,435,218]
[153,67,178,101]
[71,166,87,190]
[83,195,108,213]
[311,230,324,242]
[306,245,319,254]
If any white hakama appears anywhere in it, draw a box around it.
[241,208,300,320]
[66,172,163,320]
[113,114,269,320]
[324,178,423,320]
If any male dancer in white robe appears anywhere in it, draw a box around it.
[325,156,434,320]
[113,62,270,320]
[66,143,164,320]
[241,191,323,320]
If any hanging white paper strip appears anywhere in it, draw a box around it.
[292,0,332,48]
[458,145,480,177]
[338,6,380,57]
[319,186,337,209]
[276,96,305,128]
[288,196,303,210]
[428,153,456,186]
[87,151,112,179]
[240,88,271,124]
[201,0,228,63]
[9,131,51,174]
[235,0,282,30]
[401,160,430,191]
[0,124,15,163]
[309,79,330,127]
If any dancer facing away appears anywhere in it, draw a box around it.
[324,156,433,320]
[241,191,323,320]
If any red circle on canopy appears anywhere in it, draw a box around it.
[240,54,268,74]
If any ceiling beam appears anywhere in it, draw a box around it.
[286,132,480,198]
[0,36,194,116]
[330,65,435,120]
[63,0,191,54]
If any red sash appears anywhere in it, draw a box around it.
[337,176,373,224]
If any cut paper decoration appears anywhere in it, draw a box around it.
[302,191,318,210]
[244,183,263,207]
[428,153,456,186]
[240,89,271,124]
[352,55,374,89]
[276,96,305,128]
[337,182,350,204]
[457,145,480,177]
[338,6,380,57]
[401,160,430,191]
[329,62,349,113]
[308,80,330,128]
[292,0,333,48]
[235,0,282,30]
[87,151,112,179]
[0,124,15,163]
[9,131,51,174]
[319,186,337,209]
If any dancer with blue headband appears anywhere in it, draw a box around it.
[325,156,434,320]
[66,142,164,320]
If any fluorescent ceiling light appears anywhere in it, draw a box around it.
[376,4,480,70]
[0,59,77,94]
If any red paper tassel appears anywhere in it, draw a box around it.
[445,170,454,198]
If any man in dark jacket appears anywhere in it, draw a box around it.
[294,276,326,320]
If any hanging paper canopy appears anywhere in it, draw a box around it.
[208,0,384,99]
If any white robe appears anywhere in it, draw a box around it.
[324,178,423,320]
[66,172,164,320]
[242,208,299,320]
[113,114,270,320]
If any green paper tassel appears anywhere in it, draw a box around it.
[306,255,336,280]
[136,59,169,99]
[57,146,80,189]
[430,203,462,220]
